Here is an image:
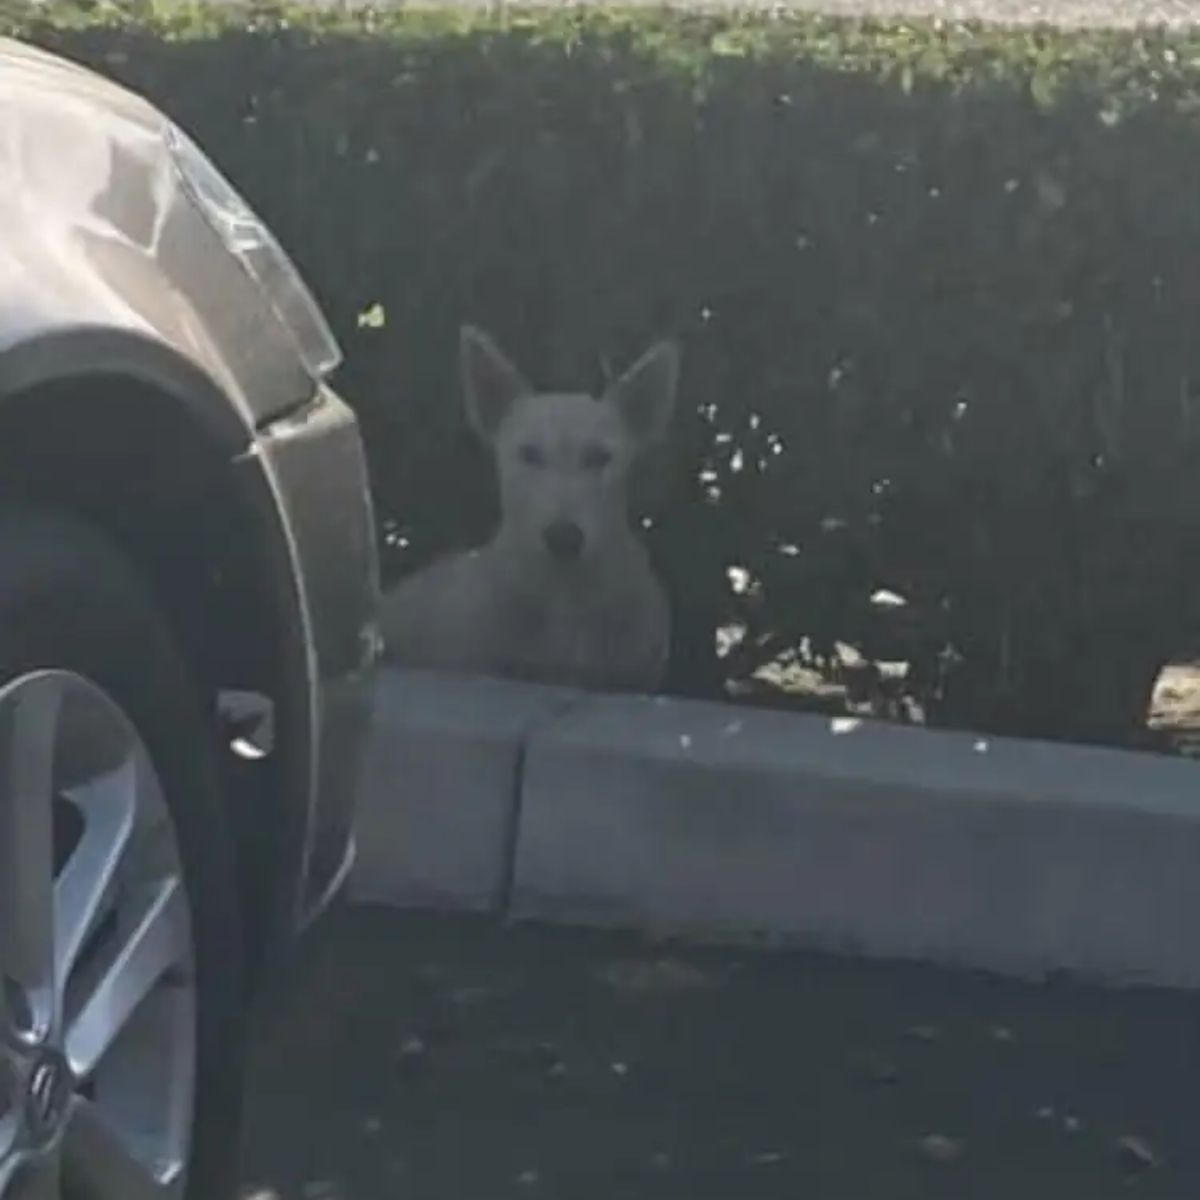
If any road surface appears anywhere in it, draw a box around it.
[241,907,1199,1200]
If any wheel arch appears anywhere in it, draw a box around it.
[0,330,314,978]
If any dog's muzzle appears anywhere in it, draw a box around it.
[543,519,585,562]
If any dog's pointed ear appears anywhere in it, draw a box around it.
[461,325,531,440]
[605,340,680,446]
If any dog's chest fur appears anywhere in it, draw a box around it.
[380,542,669,692]
[492,575,646,681]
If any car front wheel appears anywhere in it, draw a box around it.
[0,513,245,1199]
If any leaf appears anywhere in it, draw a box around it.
[357,302,387,330]
[1030,68,1057,109]
[709,31,744,57]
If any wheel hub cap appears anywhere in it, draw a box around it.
[0,671,197,1198]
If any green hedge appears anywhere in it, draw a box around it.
[13,3,1200,746]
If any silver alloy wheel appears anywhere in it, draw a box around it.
[0,671,196,1199]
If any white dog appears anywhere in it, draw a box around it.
[380,326,679,692]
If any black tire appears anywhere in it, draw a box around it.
[0,509,246,1200]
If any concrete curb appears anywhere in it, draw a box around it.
[350,668,576,911]
[352,667,1200,988]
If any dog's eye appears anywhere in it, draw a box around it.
[519,443,546,467]
[582,444,613,471]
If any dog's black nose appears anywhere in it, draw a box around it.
[543,519,584,561]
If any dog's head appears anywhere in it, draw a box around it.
[460,325,679,568]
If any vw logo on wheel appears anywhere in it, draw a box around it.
[24,1054,69,1143]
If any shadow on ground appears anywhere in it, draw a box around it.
[241,906,1199,1200]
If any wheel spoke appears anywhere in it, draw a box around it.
[54,760,138,985]
[65,880,186,1081]
[0,1152,21,1198]
[0,677,62,1028]
[62,1099,166,1200]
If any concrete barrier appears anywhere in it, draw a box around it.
[350,668,575,911]
[355,668,1200,987]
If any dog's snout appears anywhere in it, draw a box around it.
[543,519,585,562]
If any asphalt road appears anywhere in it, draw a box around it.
[240,907,1200,1200]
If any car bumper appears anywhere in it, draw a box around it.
[248,382,381,935]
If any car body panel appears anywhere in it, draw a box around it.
[0,36,313,432]
[0,38,380,946]
[240,388,380,931]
